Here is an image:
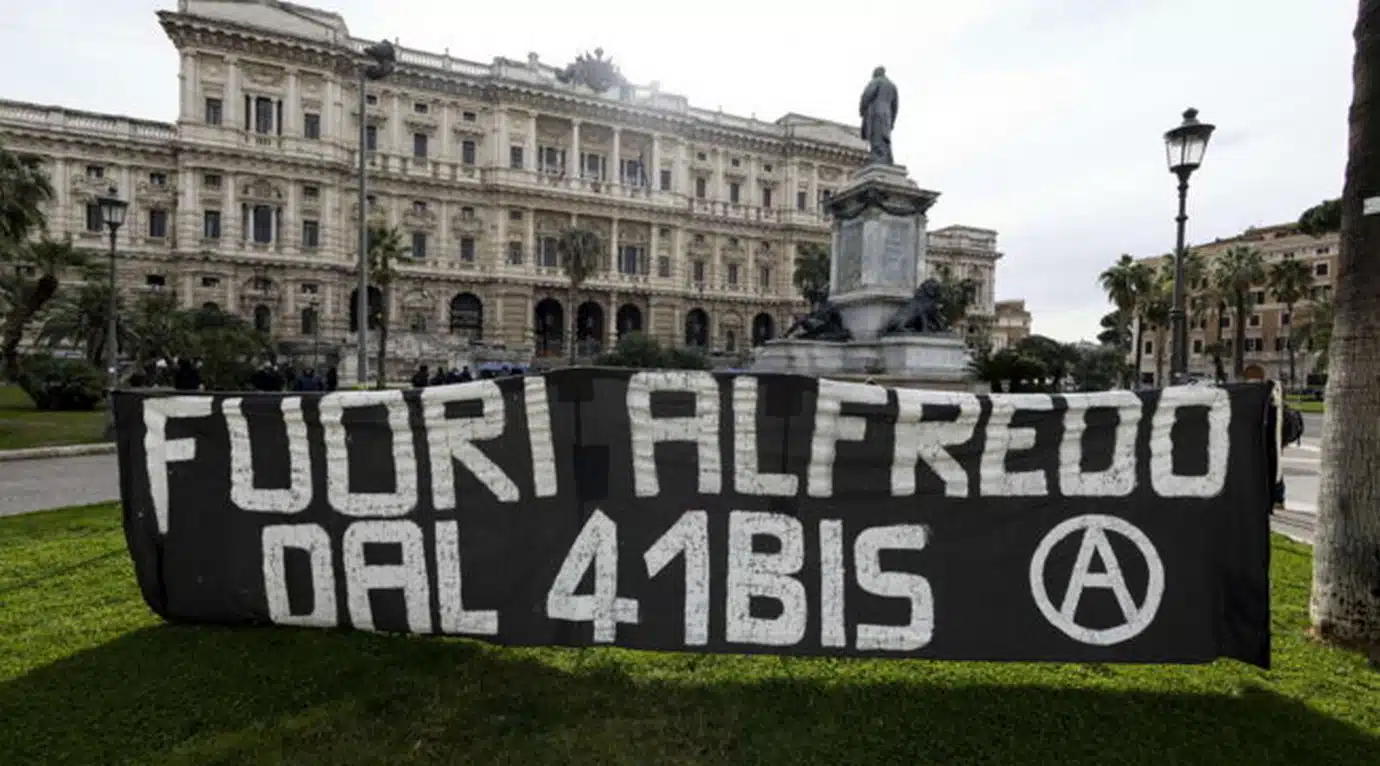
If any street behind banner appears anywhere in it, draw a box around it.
[113,371,1274,667]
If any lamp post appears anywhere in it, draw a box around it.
[356,39,397,387]
[95,187,128,438]
[1163,107,1215,385]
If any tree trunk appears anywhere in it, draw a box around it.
[1132,316,1145,387]
[1286,300,1298,390]
[1154,326,1167,386]
[1311,0,1380,655]
[1233,296,1247,380]
[0,274,58,381]
[567,284,578,365]
[375,290,389,390]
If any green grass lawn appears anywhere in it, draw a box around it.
[0,384,108,451]
[1285,395,1326,414]
[1,505,1377,766]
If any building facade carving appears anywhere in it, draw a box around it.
[1,0,1009,375]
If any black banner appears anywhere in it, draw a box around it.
[113,371,1274,666]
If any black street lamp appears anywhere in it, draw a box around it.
[95,186,128,438]
[1163,107,1215,385]
[355,39,396,387]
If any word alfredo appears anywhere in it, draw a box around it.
[139,373,1232,532]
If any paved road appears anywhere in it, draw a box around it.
[1271,411,1324,544]
[0,453,119,517]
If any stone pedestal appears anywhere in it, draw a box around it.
[828,163,940,341]
[751,162,974,390]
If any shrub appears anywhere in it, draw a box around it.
[17,355,105,411]
[596,334,712,370]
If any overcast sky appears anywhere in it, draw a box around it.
[0,0,1356,341]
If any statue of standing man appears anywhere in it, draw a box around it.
[859,66,898,166]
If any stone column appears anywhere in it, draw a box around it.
[526,113,538,172]
[715,150,726,201]
[491,109,507,167]
[611,127,622,184]
[525,208,536,267]
[672,226,684,282]
[180,52,198,121]
[650,133,662,191]
[226,57,241,128]
[609,217,620,273]
[748,158,758,206]
[285,69,300,136]
[494,206,508,266]
[568,120,581,177]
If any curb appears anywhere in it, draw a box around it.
[0,442,116,463]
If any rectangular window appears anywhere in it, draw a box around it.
[149,172,168,186]
[506,241,523,265]
[797,190,807,211]
[148,209,168,239]
[692,260,706,283]
[204,98,222,125]
[509,209,523,222]
[201,276,220,288]
[203,210,221,239]
[1253,291,1266,304]
[657,255,671,278]
[411,231,427,259]
[303,185,319,199]
[660,169,672,191]
[758,265,771,290]
[303,113,320,139]
[1193,339,1204,354]
[252,205,273,243]
[1143,339,1153,354]
[462,111,476,122]
[85,165,104,179]
[509,146,524,169]
[727,263,740,286]
[146,274,166,288]
[414,102,429,114]
[1249,314,1261,327]
[204,173,221,189]
[366,94,378,105]
[461,140,476,165]
[413,132,428,158]
[729,182,741,204]
[365,125,377,151]
[695,177,707,199]
[619,245,641,275]
[539,237,559,268]
[301,220,319,248]
[1282,312,1291,326]
[540,146,564,174]
[85,204,103,232]
[762,187,773,209]
[459,237,476,262]
[1275,336,1285,351]
[1315,262,1329,276]
[254,96,274,135]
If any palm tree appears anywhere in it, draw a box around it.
[1209,245,1265,380]
[555,227,602,364]
[1300,296,1335,375]
[0,145,53,245]
[1308,0,1380,655]
[1099,254,1152,386]
[1,235,87,379]
[1267,257,1314,390]
[37,276,128,365]
[792,242,830,310]
[1142,257,1174,386]
[366,225,407,389]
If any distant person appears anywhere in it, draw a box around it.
[173,357,200,391]
[430,367,447,386]
[458,366,473,383]
[411,365,430,389]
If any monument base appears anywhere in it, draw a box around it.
[751,333,977,391]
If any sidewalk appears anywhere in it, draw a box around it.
[0,442,115,463]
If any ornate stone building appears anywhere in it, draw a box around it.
[0,0,1005,378]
